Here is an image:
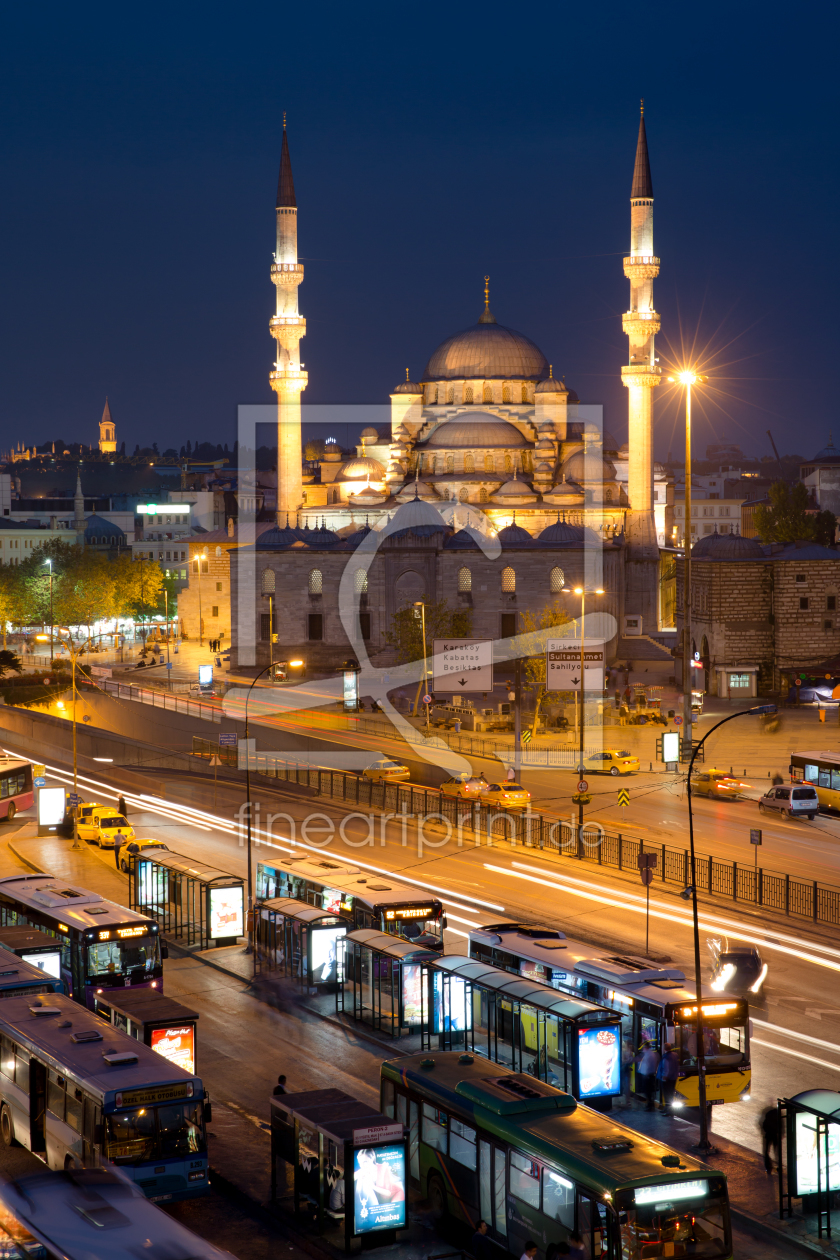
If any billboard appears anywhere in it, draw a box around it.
[198,664,213,687]
[310,926,345,985]
[353,1144,406,1234]
[37,787,65,827]
[433,973,471,1034]
[24,951,61,979]
[151,1024,196,1075]
[794,1110,840,1196]
[402,964,423,1026]
[208,885,244,940]
[576,1025,621,1099]
[343,670,358,712]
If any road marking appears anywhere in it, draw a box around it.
[751,1039,840,1073]
[750,1017,840,1056]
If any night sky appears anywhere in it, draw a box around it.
[1,0,837,462]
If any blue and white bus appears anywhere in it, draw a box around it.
[0,945,64,1000]
[0,874,164,1009]
[0,992,209,1202]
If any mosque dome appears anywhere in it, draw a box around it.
[349,485,387,506]
[425,415,531,449]
[339,523,373,550]
[691,531,765,560]
[813,435,840,463]
[496,522,535,547]
[257,523,304,550]
[537,518,589,546]
[422,308,549,382]
[444,529,481,549]
[322,447,342,463]
[393,378,423,394]
[535,437,555,454]
[360,427,380,444]
[491,476,538,504]
[338,456,386,481]
[386,496,448,537]
[562,450,616,482]
[305,523,341,548]
[535,375,565,394]
[396,478,438,501]
[542,478,585,505]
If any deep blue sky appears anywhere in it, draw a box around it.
[1,0,837,462]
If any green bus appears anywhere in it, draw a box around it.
[381,1052,731,1260]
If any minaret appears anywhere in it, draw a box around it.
[73,471,85,543]
[99,398,116,453]
[621,102,661,623]
[269,116,307,519]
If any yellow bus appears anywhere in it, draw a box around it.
[790,750,840,812]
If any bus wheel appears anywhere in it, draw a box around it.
[1,1105,16,1147]
[427,1173,447,1220]
[6,803,15,823]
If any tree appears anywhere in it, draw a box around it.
[518,600,574,736]
[0,650,23,677]
[0,567,30,647]
[384,599,472,713]
[754,480,837,545]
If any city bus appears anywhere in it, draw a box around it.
[0,757,34,822]
[0,874,164,1009]
[790,750,840,812]
[0,992,209,1202]
[0,945,64,1000]
[256,856,445,949]
[469,924,750,1109]
[0,1168,235,1260]
[382,1051,732,1260]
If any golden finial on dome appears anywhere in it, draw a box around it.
[283,111,287,129]
[549,364,553,378]
[640,98,644,116]
[406,368,410,381]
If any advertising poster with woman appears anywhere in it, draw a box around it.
[353,1145,406,1234]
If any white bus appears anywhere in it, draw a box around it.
[0,945,64,1001]
[0,1167,236,1260]
[0,992,210,1202]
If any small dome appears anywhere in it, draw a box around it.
[535,461,553,473]
[537,518,587,545]
[386,496,448,536]
[360,427,380,444]
[535,375,566,394]
[536,437,555,452]
[424,415,531,449]
[338,523,373,550]
[444,529,481,549]
[393,378,423,394]
[496,522,535,547]
[491,476,537,504]
[349,486,387,506]
[256,524,301,550]
[691,530,764,560]
[396,478,438,501]
[304,522,341,548]
[813,435,840,463]
[338,456,386,481]
[563,451,616,482]
[321,448,342,462]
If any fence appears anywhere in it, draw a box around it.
[239,750,840,930]
[346,712,601,765]
[100,679,221,723]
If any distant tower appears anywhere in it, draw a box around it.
[621,102,661,624]
[269,117,306,519]
[73,470,85,543]
[99,398,117,453]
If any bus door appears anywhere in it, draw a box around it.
[29,1059,46,1153]
[82,1098,100,1167]
[632,1011,661,1093]
[479,1142,507,1241]
[577,1191,608,1257]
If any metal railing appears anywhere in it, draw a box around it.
[100,679,221,723]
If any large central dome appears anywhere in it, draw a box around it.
[422,305,549,382]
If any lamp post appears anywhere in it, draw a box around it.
[55,630,106,850]
[413,600,429,724]
[196,552,207,647]
[668,370,706,750]
[685,702,776,1152]
[563,584,604,835]
[244,662,276,970]
[43,560,53,665]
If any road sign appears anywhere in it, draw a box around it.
[89,665,112,679]
[68,793,82,805]
[423,694,432,705]
[640,867,654,886]
[674,715,683,725]
[522,729,532,744]
[545,639,605,692]
[432,638,493,693]
[33,777,46,788]
[219,733,238,747]
[352,1122,404,1146]
[617,788,630,808]
[577,779,588,792]
[750,828,763,846]
[209,755,223,767]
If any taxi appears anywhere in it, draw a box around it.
[582,749,640,776]
[75,802,107,838]
[118,837,169,872]
[440,772,487,799]
[85,809,136,849]
[362,757,410,783]
[479,781,531,810]
[690,768,748,800]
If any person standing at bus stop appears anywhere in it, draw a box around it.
[636,1040,660,1111]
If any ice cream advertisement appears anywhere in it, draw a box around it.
[577,1025,621,1098]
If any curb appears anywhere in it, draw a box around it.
[730,1204,837,1258]
[7,839,46,875]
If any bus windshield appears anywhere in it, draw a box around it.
[616,1178,730,1258]
[87,934,161,979]
[676,1019,747,1071]
[105,1100,206,1163]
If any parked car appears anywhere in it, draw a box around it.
[119,838,169,872]
[691,768,748,800]
[583,750,640,776]
[440,772,487,799]
[85,810,136,849]
[75,802,106,838]
[759,782,819,820]
[362,757,410,783]
[479,782,531,810]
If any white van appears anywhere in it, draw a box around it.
[758,783,819,820]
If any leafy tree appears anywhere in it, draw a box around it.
[384,599,472,714]
[304,438,327,461]
[0,650,23,677]
[518,600,574,736]
[754,481,837,545]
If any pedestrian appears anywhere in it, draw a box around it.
[760,1104,781,1174]
[636,1040,661,1111]
[471,1219,491,1260]
[623,685,632,706]
[272,1074,287,1096]
[519,1241,538,1260]
[658,1043,680,1114]
[113,829,126,871]
[621,1039,635,1099]
[567,1234,585,1260]
[118,794,128,818]
[506,766,516,782]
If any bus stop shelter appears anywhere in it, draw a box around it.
[93,988,199,1075]
[779,1089,840,1239]
[127,850,245,951]
[256,897,345,989]
[338,930,439,1038]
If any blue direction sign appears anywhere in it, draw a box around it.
[68,793,82,805]
[219,733,238,747]
[33,777,47,788]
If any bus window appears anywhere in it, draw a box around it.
[819,768,831,788]
[105,1107,157,1162]
[14,1053,28,1096]
[493,1148,507,1237]
[422,1102,447,1152]
[64,1090,82,1134]
[87,933,160,979]
[804,764,818,782]
[832,771,840,792]
[395,1092,407,1130]
[157,1102,204,1157]
[542,1168,574,1229]
[449,1118,476,1170]
[678,1023,746,1069]
[509,1151,540,1209]
[382,1078,395,1119]
[616,1180,729,1259]
[409,1100,419,1180]
[640,1016,659,1049]
[0,1038,13,1081]
[46,1072,64,1120]
[578,1192,608,1257]
[480,1142,492,1224]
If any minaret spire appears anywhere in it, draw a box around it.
[621,102,661,623]
[478,274,496,325]
[269,119,307,519]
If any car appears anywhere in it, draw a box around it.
[583,750,640,776]
[439,772,487,799]
[89,812,136,849]
[75,802,107,840]
[479,781,532,810]
[759,782,819,820]
[119,838,169,872]
[709,940,767,995]
[691,768,748,800]
[362,757,410,783]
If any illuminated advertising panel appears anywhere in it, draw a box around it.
[576,1025,622,1099]
[402,964,423,1026]
[208,886,244,940]
[353,1144,406,1234]
[37,787,65,826]
[310,926,345,985]
[794,1111,840,1196]
[23,951,61,979]
[343,670,358,712]
[198,664,213,687]
[151,1024,196,1075]
[322,888,342,915]
[433,973,471,1034]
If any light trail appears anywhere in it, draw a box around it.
[750,1017,840,1056]
[751,1039,840,1073]
[445,913,484,928]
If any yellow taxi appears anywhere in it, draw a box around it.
[362,757,410,783]
[583,750,640,776]
[479,781,532,810]
[690,768,748,800]
[80,807,136,849]
[440,772,487,799]
[75,802,106,837]
[118,838,169,873]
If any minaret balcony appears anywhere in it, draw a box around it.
[621,364,662,389]
[270,368,309,394]
[271,262,304,287]
[623,256,660,281]
[622,311,661,338]
[270,315,307,348]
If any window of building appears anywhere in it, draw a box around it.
[825,620,833,631]
[550,566,564,593]
[445,455,454,473]
[504,453,512,473]
[501,566,515,592]
[260,613,272,641]
[261,570,276,594]
[211,606,219,618]
[828,596,836,611]
[521,384,529,403]
[353,569,368,594]
[447,386,454,404]
[181,568,186,579]
[702,507,712,517]
[720,506,730,516]
[605,488,612,502]
[500,612,517,638]
[729,673,750,689]
[459,488,470,503]
[464,453,474,472]
[709,493,719,500]
[359,612,371,640]
[484,454,494,472]
[483,384,493,403]
[216,582,222,592]
[464,385,473,403]
[502,384,511,403]
[308,569,323,595]
[795,573,806,583]
[458,567,472,592]
[479,487,489,502]
[800,597,809,610]
[308,613,323,641]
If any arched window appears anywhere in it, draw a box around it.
[464,385,473,403]
[261,569,276,594]
[426,454,436,474]
[550,566,565,593]
[521,384,530,403]
[459,488,470,503]
[605,488,613,502]
[502,566,516,593]
[308,569,323,594]
[445,454,454,473]
[502,384,511,403]
[479,487,489,502]
[505,453,512,473]
[353,568,368,594]
[483,384,493,403]
[447,386,454,404]
[458,567,472,592]
[464,453,474,472]
[484,453,494,472]
[215,545,222,556]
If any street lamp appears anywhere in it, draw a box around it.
[55,631,106,849]
[243,662,278,969]
[196,552,207,647]
[684,701,776,1152]
[413,600,429,724]
[43,560,53,665]
[563,585,604,837]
